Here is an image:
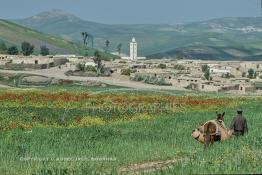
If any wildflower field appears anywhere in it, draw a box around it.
[0,86,261,174]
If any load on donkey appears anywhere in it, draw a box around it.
[192,112,234,148]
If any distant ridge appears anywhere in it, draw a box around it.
[13,10,262,60]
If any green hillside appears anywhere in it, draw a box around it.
[13,10,262,60]
[0,19,118,60]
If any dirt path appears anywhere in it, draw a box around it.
[118,157,188,175]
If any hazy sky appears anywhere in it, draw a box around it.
[0,0,261,24]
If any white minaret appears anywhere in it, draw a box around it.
[130,37,137,61]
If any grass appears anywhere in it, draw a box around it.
[0,88,261,174]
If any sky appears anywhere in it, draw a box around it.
[0,0,261,24]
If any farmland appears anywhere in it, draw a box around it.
[0,86,261,174]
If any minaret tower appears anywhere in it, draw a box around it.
[130,37,137,61]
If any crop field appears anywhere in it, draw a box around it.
[0,87,261,174]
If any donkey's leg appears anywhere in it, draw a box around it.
[210,135,215,145]
[204,134,210,149]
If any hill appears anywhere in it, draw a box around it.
[14,10,176,56]
[0,19,118,59]
[14,10,262,60]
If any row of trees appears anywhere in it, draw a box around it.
[80,32,122,56]
[0,42,50,56]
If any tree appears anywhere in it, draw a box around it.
[40,45,49,56]
[204,68,210,80]
[157,63,167,69]
[248,68,255,79]
[81,32,94,48]
[93,51,103,75]
[0,42,7,53]
[201,64,209,73]
[105,40,110,53]
[76,63,86,72]
[117,43,122,56]
[81,32,89,46]
[7,46,19,55]
[21,41,34,56]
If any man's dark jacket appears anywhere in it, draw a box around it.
[230,114,248,134]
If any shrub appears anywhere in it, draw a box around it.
[119,60,126,64]
[7,46,19,55]
[131,74,145,81]
[222,73,235,79]
[174,64,185,70]
[76,63,86,71]
[248,68,255,79]
[121,68,131,76]
[100,67,112,77]
[131,74,171,86]
[157,63,167,69]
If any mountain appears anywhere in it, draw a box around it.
[14,10,262,60]
[13,10,188,55]
[0,19,81,54]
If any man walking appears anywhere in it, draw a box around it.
[230,109,248,136]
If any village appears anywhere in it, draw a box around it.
[0,37,261,93]
[0,51,262,94]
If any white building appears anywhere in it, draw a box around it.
[130,37,137,60]
[122,37,146,61]
[85,62,97,67]
[210,68,231,74]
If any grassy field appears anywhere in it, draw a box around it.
[0,86,261,174]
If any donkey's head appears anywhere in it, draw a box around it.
[216,111,225,122]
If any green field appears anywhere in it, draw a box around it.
[0,86,261,174]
